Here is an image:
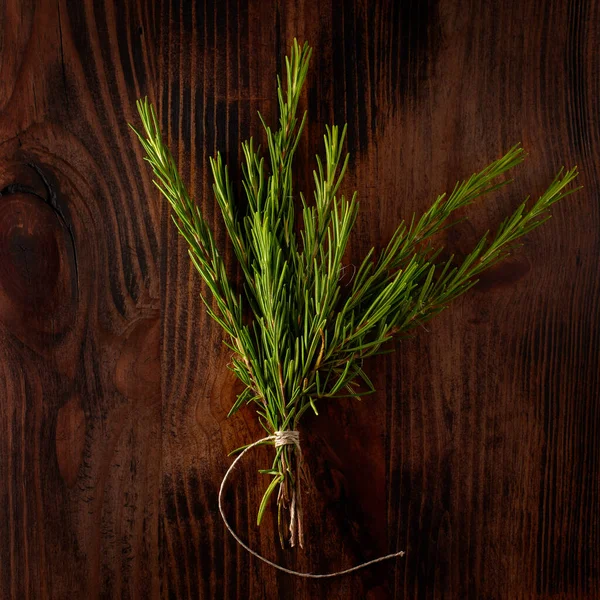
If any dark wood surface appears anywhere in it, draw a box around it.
[1,1,599,598]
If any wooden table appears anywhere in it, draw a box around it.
[0,1,598,598]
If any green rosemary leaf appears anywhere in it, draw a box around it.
[257,474,284,526]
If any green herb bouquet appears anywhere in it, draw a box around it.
[130,40,579,558]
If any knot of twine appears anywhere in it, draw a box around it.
[274,429,300,449]
[218,430,405,578]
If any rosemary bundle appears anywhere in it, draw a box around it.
[131,40,579,552]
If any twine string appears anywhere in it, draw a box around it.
[218,430,405,578]
[274,429,300,449]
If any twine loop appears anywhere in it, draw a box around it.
[218,431,405,578]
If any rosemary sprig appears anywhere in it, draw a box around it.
[130,39,580,547]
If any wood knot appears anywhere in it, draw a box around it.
[0,163,78,332]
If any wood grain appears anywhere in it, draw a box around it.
[0,1,598,598]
